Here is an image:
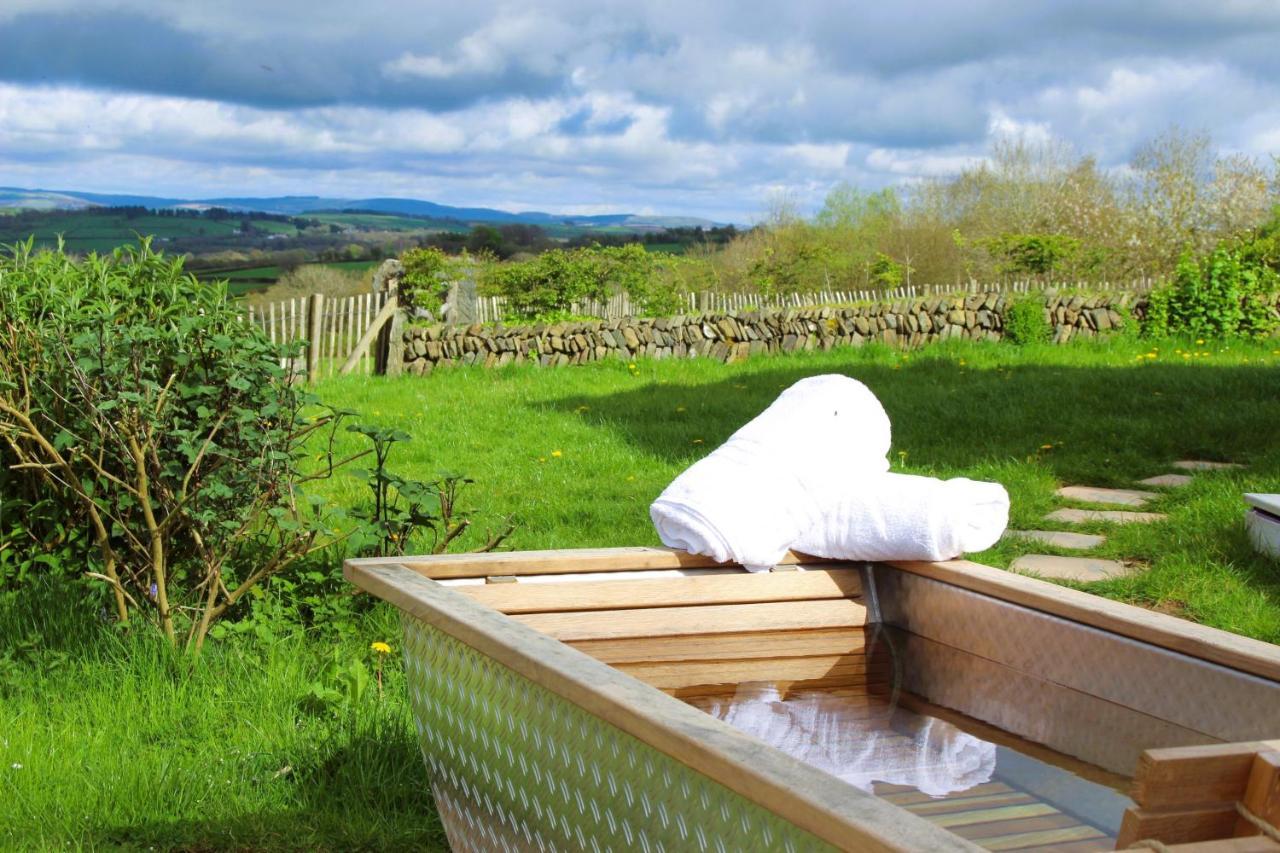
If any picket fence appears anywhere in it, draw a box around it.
[471,277,1159,323]
[243,291,394,379]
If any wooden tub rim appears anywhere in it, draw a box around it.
[344,557,979,853]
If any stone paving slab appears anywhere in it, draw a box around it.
[1137,473,1194,488]
[1056,485,1158,507]
[1046,508,1167,525]
[1004,530,1107,550]
[1173,460,1243,471]
[1011,554,1134,582]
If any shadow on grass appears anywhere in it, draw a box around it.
[546,357,1280,484]
[91,730,445,852]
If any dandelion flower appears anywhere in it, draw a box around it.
[1196,339,1205,344]
[371,641,392,655]
[551,450,563,458]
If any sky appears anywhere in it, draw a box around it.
[2,1,1280,222]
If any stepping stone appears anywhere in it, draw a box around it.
[1046,508,1167,525]
[1138,473,1193,488]
[1173,460,1243,471]
[1011,554,1133,582]
[1005,530,1107,550]
[1056,485,1158,507]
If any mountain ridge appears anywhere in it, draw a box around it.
[0,186,722,229]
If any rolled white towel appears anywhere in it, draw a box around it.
[650,375,891,570]
[794,473,1009,562]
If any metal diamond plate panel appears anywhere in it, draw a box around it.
[400,615,834,853]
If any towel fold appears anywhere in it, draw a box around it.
[651,375,1009,567]
[795,473,1009,562]
[650,374,892,570]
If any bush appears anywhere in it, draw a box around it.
[1003,297,1051,345]
[1144,247,1279,339]
[0,240,353,651]
[400,247,454,315]
[483,244,678,320]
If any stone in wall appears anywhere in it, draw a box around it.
[399,291,1151,373]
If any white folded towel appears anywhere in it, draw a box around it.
[650,375,892,570]
[704,686,997,797]
[795,474,1010,563]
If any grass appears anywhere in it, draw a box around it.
[2,334,1278,849]
[0,213,252,254]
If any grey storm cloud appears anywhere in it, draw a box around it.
[2,0,1280,219]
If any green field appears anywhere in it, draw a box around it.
[308,212,468,233]
[2,337,1278,849]
[0,212,253,254]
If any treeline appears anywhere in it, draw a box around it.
[706,129,1279,294]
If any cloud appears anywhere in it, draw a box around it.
[1,1,1280,219]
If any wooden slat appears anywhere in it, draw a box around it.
[616,653,886,690]
[886,560,1280,682]
[570,626,866,665]
[1134,743,1280,809]
[459,568,863,614]
[972,824,1107,851]
[1116,803,1239,848]
[1168,840,1280,852]
[343,560,976,852]
[1236,751,1280,837]
[513,598,868,642]
[383,546,834,579]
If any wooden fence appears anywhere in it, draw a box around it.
[243,291,396,380]
[472,277,1159,323]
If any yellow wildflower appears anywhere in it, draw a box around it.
[551,450,563,458]
[371,641,392,655]
[1196,339,1205,344]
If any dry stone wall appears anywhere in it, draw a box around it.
[398,291,1142,374]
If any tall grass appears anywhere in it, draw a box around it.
[2,335,1278,849]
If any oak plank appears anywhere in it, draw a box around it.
[356,546,834,579]
[616,654,885,690]
[570,626,867,665]
[514,598,868,642]
[885,559,1280,682]
[1134,743,1272,809]
[1235,751,1280,837]
[458,568,863,613]
[1116,804,1239,848]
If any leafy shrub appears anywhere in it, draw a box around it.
[0,240,354,651]
[1003,297,1051,345]
[400,247,455,315]
[1145,247,1279,338]
[483,244,678,320]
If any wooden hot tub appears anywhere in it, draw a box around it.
[345,548,1280,852]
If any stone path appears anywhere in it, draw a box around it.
[1045,508,1167,525]
[1004,530,1106,550]
[1173,459,1243,471]
[1002,458,1243,583]
[1137,473,1193,488]
[1055,485,1157,507]
[1010,554,1132,582]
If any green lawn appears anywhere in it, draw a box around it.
[2,335,1278,850]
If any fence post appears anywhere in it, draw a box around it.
[307,293,324,382]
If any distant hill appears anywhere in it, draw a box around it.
[0,187,722,230]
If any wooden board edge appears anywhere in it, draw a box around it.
[884,559,1280,683]
[346,546,838,579]
[344,560,980,853]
